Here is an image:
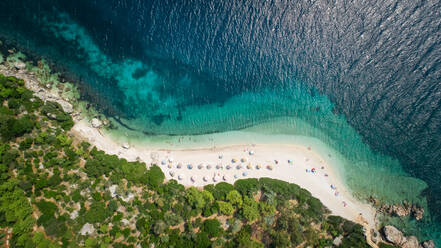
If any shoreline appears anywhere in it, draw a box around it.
[72,119,378,230]
[1,55,379,245]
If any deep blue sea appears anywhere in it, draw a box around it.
[1,0,440,243]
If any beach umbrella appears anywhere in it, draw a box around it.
[169,171,175,177]
[213,175,221,182]
[288,159,292,164]
[232,158,238,163]
[256,164,262,169]
[203,176,209,182]
[177,163,182,169]
[198,164,203,169]
[267,165,273,170]
[226,165,231,170]
[241,158,247,163]
[247,163,252,169]
[168,158,174,163]
[242,172,248,177]
[234,174,238,179]
[249,150,254,155]
[216,164,221,169]
[167,163,172,168]
[161,160,167,165]
[206,164,212,170]
[236,165,242,170]
[178,174,184,180]
[187,164,193,169]
[223,175,228,181]
[219,154,223,159]
[191,175,197,182]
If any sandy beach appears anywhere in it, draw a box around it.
[72,120,377,231]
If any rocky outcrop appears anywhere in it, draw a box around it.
[401,236,419,248]
[0,65,74,114]
[79,223,95,235]
[91,118,102,128]
[13,61,26,70]
[369,197,425,220]
[383,225,405,245]
[422,240,435,248]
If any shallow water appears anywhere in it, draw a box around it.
[1,0,440,243]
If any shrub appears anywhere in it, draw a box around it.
[234,179,259,197]
[145,165,164,189]
[202,219,222,238]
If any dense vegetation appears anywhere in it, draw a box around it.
[0,73,370,247]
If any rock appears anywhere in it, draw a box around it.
[392,205,410,217]
[14,61,26,70]
[422,240,435,248]
[371,229,380,244]
[56,100,73,114]
[109,185,118,198]
[412,206,424,220]
[333,235,343,246]
[91,118,102,128]
[402,236,419,248]
[47,113,57,119]
[79,223,95,235]
[70,210,79,220]
[121,219,130,226]
[122,143,130,149]
[383,225,405,245]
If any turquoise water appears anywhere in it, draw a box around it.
[1,0,440,243]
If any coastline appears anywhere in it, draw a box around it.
[72,120,378,230]
[1,54,379,245]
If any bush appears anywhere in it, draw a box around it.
[145,165,165,189]
[234,179,259,197]
[202,219,222,238]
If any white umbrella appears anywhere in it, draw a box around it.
[206,164,212,170]
[249,150,254,155]
[213,175,221,182]
[191,175,197,182]
[203,176,209,182]
[216,164,222,169]
[178,174,184,180]
[226,165,231,170]
[242,172,248,177]
[177,163,182,169]
[168,157,174,163]
[161,160,167,165]
[198,164,203,169]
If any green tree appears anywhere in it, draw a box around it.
[202,219,223,238]
[226,190,243,207]
[241,197,259,222]
[217,201,234,216]
[186,187,206,210]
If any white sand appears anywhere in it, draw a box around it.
[72,120,377,231]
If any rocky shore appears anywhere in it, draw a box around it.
[369,197,425,221]
[381,225,434,248]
